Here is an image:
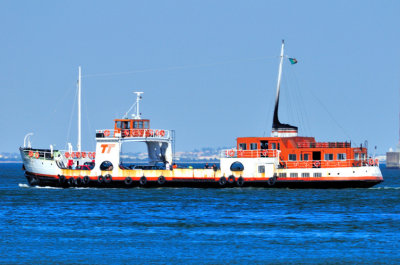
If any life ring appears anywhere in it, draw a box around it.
[369,158,374,166]
[124,176,133,185]
[98,175,104,184]
[375,159,379,166]
[227,175,235,184]
[139,176,147,186]
[68,177,75,186]
[75,177,82,186]
[218,176,227,186]
[267,176,276,186]
[262,150,268,157]
[313,161,321,168]
[76,152,81,158]
[83,176,90,185]
[104,130,110,137]
[92,152,96,158]
[146,130,154,137]
[34,152,39,159]
[28,151,33,157]
[160,130,165,137]
[228,150,235,157]
[124,130,130,137]
[82,152,87,158]
[104,174,112,184]
[71,152,76,159]
[158,175,166,185]
[237,176,245,187]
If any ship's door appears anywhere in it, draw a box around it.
[260,141,268,157]
[312,151,321,161]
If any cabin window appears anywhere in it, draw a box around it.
[290,173,298,178]
[133,121,138,128]
[116,121,122,129]
[122,121,130,129]
[239,143,247,150]
[355,153,360,160]
[302,154,309,161]
[337,153,346,160]
[138,121,143,129]
[289,154,297,161]
[250,143,258,150]
[324,153,333,160]
[279,172,287,178]
[361,153,366,160]
[271,143,277,150]
[258,165,265,173]
[301,172,310,177]
[313,172,322,177]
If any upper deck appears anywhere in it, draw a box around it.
[235,136,371,169]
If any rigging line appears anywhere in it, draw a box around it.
[65,87,78,150]
[82,93,95,151]
[290,68,312,137]
[288,66,309,136]
[82,56,278,78]
[52,82,77,113]
[306,87,353,142]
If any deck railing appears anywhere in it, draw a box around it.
[96,129,171,139]
[280,158,379,169]
[23,149,95,160]
[297,142,351,148]
[221,149,279,158]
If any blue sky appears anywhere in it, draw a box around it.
[1,0,399,154]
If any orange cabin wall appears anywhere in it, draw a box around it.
[236,137,367,162]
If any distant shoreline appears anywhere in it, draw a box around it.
[0,161,22,163]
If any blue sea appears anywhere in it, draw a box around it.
[1,163,399,264]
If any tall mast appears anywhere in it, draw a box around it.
[272,40,285,128]
[77,66,82,152]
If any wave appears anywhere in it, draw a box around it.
[18,183,63,189]
[369,186,400,190]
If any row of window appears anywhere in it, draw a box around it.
[116,120,150,129]
[239,143,280,150]
[288,153,347,161]
[278,172,322,178]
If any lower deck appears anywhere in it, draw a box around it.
[25,167,383,189]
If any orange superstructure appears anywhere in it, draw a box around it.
[236,136,371,169]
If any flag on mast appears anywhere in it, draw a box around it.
[288,58,298,64]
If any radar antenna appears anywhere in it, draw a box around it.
[124,92,144,119]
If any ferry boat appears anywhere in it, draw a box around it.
[20,41,383,188]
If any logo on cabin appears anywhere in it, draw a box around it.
[100,144,116,154]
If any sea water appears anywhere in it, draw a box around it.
[0,163,399,264]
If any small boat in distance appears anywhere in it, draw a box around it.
[20,41,383,188]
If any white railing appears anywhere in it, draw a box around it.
[23,149,95,160]
[277,158,379,169]
[96,129,171,139]
[221,149,280,158]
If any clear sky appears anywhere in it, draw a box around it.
[1,0,399,155]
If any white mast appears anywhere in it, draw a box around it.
[275,40,285,106]
[133,92,144,119]
[77,66,82,152]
